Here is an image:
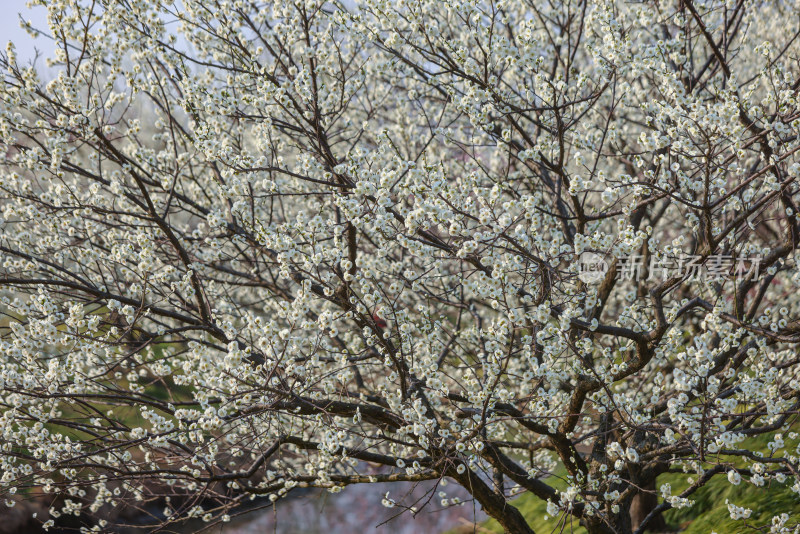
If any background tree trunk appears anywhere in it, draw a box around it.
[630,479,666,532]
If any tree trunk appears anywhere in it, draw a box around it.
[630,478,666,532]
[584,517,621,534]
[451,468,535,534]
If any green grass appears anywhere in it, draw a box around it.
[449,431,800,533]
[661,431,800,532]
[460,472,800,534]
[479,490,588,534]
[662,472,800,533]
[446,473,588,534]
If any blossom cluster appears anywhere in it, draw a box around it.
[1,0,800,533]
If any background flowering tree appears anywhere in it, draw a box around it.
[2,0,800,532]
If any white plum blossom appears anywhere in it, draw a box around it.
[1,0,800,533]
[727,500,754,521]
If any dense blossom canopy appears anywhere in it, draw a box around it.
[2,0,800,532]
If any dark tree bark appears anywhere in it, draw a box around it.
[452,467,536,534]
[630,478,666,532]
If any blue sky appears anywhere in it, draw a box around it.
[2,1,53,63]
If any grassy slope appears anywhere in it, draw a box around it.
[468,472,800,534]
[452,432,800,533]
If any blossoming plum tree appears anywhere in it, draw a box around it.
[2,0,800,532]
